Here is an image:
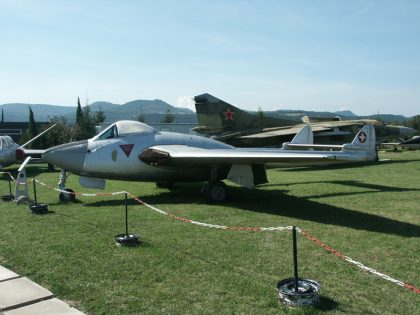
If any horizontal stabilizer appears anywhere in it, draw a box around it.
[284,124,377,153]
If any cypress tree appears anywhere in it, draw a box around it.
[26,106,38,148]
[76,97,83,126]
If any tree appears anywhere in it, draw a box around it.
[37,116,73,149]
[405,115,420,134]
[28,107,37,137]
[74,98,97,141]
[257,106,265,123]
[137,111,146,123]
[26,107,39,148]
[162,108,175,123]
[94,108,106,125]
[76,97,83,125]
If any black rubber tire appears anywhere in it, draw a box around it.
[205,181,227,203]
[59,188,76,202]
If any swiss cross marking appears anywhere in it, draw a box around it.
[119,144,134,157]
[223,108,234,121]
[358,131,367,143]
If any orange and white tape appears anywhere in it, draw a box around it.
[19,178,420,295]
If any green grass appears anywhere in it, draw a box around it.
[1,150,419,314]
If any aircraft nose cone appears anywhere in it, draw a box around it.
[398,126,416,138]
[43,140,88,172]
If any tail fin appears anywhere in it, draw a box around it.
[194,93,295,134]
[350,124,376,147]
[283,124,377,155]
[290,125,313,144]
[302,115,311,124]
[342,124,377,161]
[281,125,314,150]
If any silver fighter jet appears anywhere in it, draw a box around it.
[43,120,377,202]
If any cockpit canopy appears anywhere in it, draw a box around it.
[93,120,157,141]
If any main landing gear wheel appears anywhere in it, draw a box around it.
[59,189,76,202]
[202,181,228,203]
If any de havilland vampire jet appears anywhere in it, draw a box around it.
[43,120,377,202]
[193,93,415,146]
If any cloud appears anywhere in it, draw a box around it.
[176,96,195,111]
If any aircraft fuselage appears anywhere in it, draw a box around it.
[44,130,233,182]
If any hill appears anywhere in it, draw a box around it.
[0,100,411,124]
[359,114,408,123]
[1,99,196,123]
[258,109,409,123]
[83,99,194,123]
[0,103,75,122]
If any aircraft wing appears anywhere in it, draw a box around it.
[140,124,377,167]
[316,120,378,128]
[239,125,330,139]
[140,145,337,166]
[237,120,377,139]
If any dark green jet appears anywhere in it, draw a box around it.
[193,93,415,147]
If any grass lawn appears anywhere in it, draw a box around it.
[0,150,419,314]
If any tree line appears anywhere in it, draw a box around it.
[20,98,106,149]
[19,100,420,149]
[404,115,420,134]
[19,98,179,149]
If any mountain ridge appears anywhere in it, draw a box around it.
[0,99,194,123]
[0,100,413,124]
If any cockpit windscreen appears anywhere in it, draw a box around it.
[94,121,157,141]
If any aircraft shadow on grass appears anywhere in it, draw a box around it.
[278,158,420,173]
[1,165,56,179]
[5,164,417,238]
[84,182,420,238]
[262,179,420,199]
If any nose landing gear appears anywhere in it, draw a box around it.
[58,169,76,202]
[59,188,76,202]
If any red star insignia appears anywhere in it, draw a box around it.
[223,108,234,121]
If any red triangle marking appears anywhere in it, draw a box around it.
[119,144,134,157]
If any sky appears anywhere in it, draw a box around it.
[1,0,419,116]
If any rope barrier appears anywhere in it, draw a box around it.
[299,230,420,293]
[5,177,420,295]
[128,192,295,232]
[128,192,420,294]
[0,171,15,181]
[34,179,126,197]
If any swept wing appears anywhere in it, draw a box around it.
[140,124,377,167]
